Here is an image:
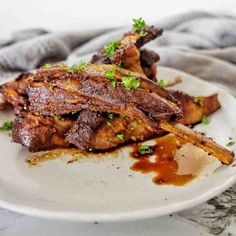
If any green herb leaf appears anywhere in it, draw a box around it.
[67,61,86,73]
[71,111,77,115]
[53,115,61,121]
[43,63,52,69]
[226,137,235,147]
[133,17,146,32]
[193,97,204,107]
[57,62,67,67]
[105,69,116,80]
[201,115,209,124]
[158,79,166,89]
[119,114,126,118]
[139,31,147,37]
[104,41,120,57]
[121,76,140,91]
[226,141,235,147]
[116,133,124,141]
[107,113,114,119]
[0,121,13,131]
[111,81,117,88]
[139,145,152,155]
[106,121,112,126]
[76,61,86,71]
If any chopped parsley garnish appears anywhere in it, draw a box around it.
[121,76,140,91]
[107,113,114,119]
[193,97,204,107]
[71,111,77,115]
[201,115,209,124]
[133,17,146,32]
[139,145,152,155]
[0,121,13,131]
[104,41,120,57]
[116,133,125,141]
[57,62,67,67]
[139,31,147,37]
[43,63,52,69]
[106,121,112,126]
[132,17,147,37]
[119,114,126,118]
[226,137,235,147]
[53,115,62,120]
[67,65,78,73]
[158,79,166,89]
[67,61,86,73]
[77,61,86,71]
[105,69,116,80]
[111,80,117,88]
[105,69,117,88]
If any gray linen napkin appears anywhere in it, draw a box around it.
[0,11,236,235]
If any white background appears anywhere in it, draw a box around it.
[1,0,236,38]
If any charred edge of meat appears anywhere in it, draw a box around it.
[129,26,163,48]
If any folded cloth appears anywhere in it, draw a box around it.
[0,11,235,234]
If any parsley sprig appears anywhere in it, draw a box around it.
[57,62,67,67]
[139,145,153,155]
[53,115,62,121]
[116,133,125,141]
[105,69,117,88]
[158,79,166,89]
[226,137,235,147]
[193,97,204,107]
[201,115,209,125]
[132,17,147,37]
[43,63,52,69]
[105,69,115,80]
[106,121,112,126]
[0,121,13,131]
[107,113,114,119]
[67,61,86,73]
[104,41,120,57]
[121,76,140,91]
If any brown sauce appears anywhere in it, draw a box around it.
[26,135,195,186]
[129,135,195,186]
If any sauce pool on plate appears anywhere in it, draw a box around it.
[26,135,198,186]
[129,135,195,186]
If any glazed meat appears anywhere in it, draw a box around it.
[0,73,33,113]
[12,112,73,151]
[171,91,221,125]
[0,20,233,164]
[12,91,221,152]
[27,64,182,131]
[91,25,162,78]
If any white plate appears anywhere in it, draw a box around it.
[0,66,236,222]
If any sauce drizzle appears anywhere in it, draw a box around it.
[129,135,195,186]
[26,135,196,186]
